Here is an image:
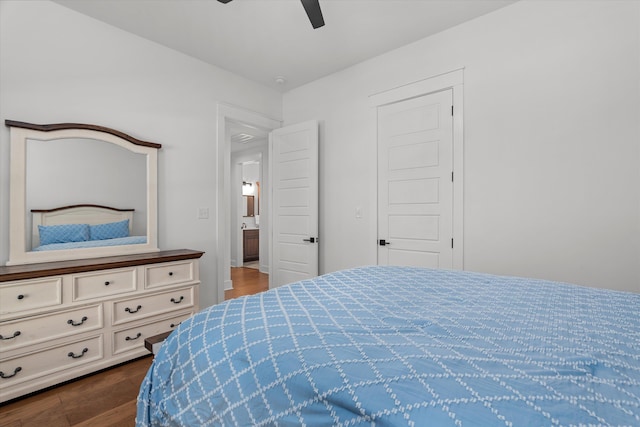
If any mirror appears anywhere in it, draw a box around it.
[242,162,260,218]
[26,138,148,244]
[6,120,160,265]
[242,180,260,217]
[243,195,256,217]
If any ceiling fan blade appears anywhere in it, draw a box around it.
[300,0,325,29]
[218,0,324,29]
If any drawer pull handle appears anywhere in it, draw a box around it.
[170,296,184,304]
[67,316,88,327]
[104,281,111,286]
[125,332,142,341]
[170,322,181,328]
[0,331,21,340]
[125,305,142,314]
[0,367,22,379]
[168,272,174,276]
[68,348,89,359]
[17,294,25,300]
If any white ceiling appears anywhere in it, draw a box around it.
[54,0,517,92]
[228,120,269,152]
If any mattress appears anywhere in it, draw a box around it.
[136,266,640,426]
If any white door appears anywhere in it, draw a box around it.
[270,120,319,287]
[378,89,453,268]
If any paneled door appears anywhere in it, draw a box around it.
[377,89,453,268]
[270,120,319,287]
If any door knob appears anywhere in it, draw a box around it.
[379,239,390,246]
[303,237,317,243]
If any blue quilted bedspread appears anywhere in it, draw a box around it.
[136,266,640,426]
[32,235,146,251]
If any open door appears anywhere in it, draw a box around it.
[269,120,319,287]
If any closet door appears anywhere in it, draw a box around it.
[377,89,453,268]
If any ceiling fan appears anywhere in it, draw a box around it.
[217,0,325,29]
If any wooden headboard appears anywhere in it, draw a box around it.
[31,204,134,249]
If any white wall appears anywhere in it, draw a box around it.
[283,0,640,292]
[0,0,282,307]
[26,138,147,242]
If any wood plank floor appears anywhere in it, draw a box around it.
[225,265,269,300]
[0,267,269,426]
[0,356,154,427]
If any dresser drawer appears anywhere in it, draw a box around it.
[72,268,137,301]
[145,261,195,289]
[112,312,192,355]
[0,277,62,318]
[0,304,102,353]
[0,335,103,387]
[112,287,195,325]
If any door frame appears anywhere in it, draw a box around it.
[369,68,464,269]
[216,104,281,304]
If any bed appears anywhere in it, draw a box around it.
[30,204,147,251]
[136,266,640,426]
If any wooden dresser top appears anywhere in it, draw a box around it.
[0,249,204,283]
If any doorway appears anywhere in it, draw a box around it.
[230,125,266,271]
[229,122,268,297]
[216,105,281,304]
[239,161,260,269]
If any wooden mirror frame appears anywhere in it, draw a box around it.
[5,120,161,265]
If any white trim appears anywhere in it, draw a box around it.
[369,68,465,270]
[215,104,281,304]
[369,68,464,107]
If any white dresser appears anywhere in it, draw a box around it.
[0,249,203,403]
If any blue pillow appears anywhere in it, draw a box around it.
[38,223,90,245]
[90,219,129,241]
